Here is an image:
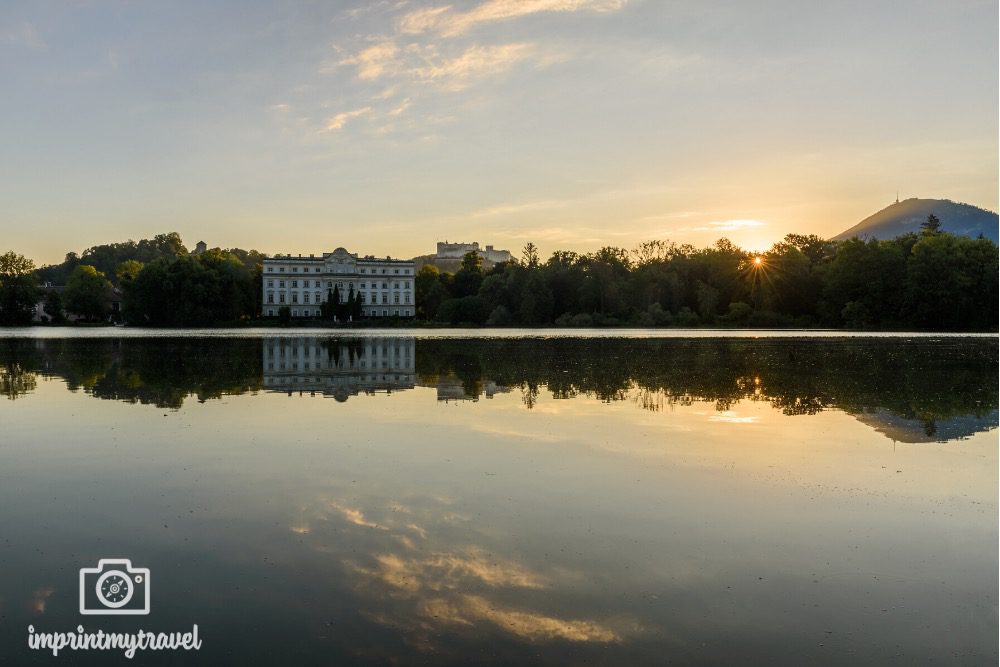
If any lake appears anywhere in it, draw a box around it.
[0,331,996,665]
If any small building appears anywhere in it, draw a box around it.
[33,284,122,323]
[261,247,415,318]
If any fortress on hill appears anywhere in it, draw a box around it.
[436,241,512,264]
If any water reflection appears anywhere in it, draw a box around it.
[1,336,996,443]
[0,334,996,665]
[263,337,416,399]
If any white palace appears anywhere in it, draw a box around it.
[262,247,415,319]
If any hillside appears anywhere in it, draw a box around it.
[412,254,501,273]
[834,198,998,242]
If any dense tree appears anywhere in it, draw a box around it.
[64,265,113,321]
[38,233,188,285]
[414,232,997,332]
[0,251,39,325]
[452,251,484,297]
[43,290,65,323]
[116,260,144,284]
[122,250,255,325]
[414,265,447,319]
[905,234,997,330]
[522,242,539,268]
[921,214,942,236]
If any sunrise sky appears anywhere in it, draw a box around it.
[1,0,997,264]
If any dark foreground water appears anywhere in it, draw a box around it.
[0,332,996,666]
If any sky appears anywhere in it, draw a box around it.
[1,0,997,265]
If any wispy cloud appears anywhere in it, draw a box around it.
[696,219,767,232]
[399,0,628,37]
[325,106,373,131]
[338,40,400,81]
[387,97,412,116]
[410,43,533,90]
[324,0,629,136]
[0,22,45,50]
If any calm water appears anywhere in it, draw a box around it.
[0,332,996,665]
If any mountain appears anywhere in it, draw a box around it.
[833,198,998,243]
[851,408,998,444]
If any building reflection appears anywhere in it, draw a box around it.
[263,337,416,400]
[433,375,511,402]
[261,337,515,403]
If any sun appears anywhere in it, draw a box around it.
[753,256,763,266]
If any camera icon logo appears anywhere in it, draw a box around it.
[79,558,150,615]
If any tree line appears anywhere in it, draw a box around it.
[0,234,263,326]
[0,218,996,330]
[418,220,997,331]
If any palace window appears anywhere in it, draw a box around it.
[292,267,298,273]
[279,294,286,303]
[266,280,273,287]
[394,294,399,304]
[292,294,299,304]
[304,293,310,303]
[267,294,274,303]
[291,280,298,288]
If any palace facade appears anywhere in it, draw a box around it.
[262,247,415,318]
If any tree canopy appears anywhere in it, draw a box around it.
[421,233,997,331]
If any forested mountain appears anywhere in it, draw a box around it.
[834,198,998,242]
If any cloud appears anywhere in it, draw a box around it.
[31,587,55,614]
[336,39,533,92]
[409,43,533,90]
[325,106,373,131]
[0,22,45,50]
[327,501,383,528]
[424,594,622,642]
[681,219,768,232]
[399,0,628,37]
[338,40,400,81]
[386,97,411,116]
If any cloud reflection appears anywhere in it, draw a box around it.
[291,494,633,649]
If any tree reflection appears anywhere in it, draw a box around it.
[0,338,262,408]
[0,337,995,442]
